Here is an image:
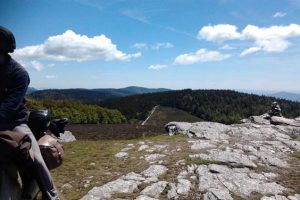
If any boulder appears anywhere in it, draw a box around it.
[59,131,76,143]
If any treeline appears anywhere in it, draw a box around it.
[26,98,126,124]
[28,89,118,103]
[99,89,300,124]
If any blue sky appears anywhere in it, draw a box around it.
[1,0,300,92]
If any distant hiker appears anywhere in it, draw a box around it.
[0,26,60,200]
[269,101,282,117]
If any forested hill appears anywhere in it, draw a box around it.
[26,98,126,124]
[28,87,171,102]
[99,89,300,124]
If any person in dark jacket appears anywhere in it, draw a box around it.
[0,26,60,200]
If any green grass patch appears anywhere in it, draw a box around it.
[291,152,300,159]
[186,157,220,165]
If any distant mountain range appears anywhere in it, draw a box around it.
[238,90,300,102]
[269,92,300,102]
[27,86,171,102]
[26,87,38,94]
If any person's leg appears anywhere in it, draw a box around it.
[13,124,59,200]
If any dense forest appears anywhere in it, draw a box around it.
[28,87,171,102]
[28,89,124,102]
[26,98,126,124]
[99,89,300,124]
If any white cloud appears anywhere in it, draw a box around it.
[152,42,174,50]
[148,64,168,70]
[174,49,231,65]
[273,12,286,18]
[197,24,241,42]
[240,24,300,55]
[132,43,148,50]
[219,44,235,50]
[19,60,44,71]
[240,47,261,56]
[12,30,141,70]
[132,42,174,50]
[46,75,57,79]
[198,23,300,56]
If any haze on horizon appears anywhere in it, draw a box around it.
[1,0,300,93]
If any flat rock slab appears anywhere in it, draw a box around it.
[196,164,286,198]
[81,165,168,200]
[191,149,257,168]
[141,181,168,198]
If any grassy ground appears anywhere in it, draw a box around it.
[51,134,189,200]
[49,127,300,199]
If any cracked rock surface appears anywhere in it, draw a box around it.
[82,117,300,200]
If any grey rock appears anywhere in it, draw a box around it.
[243,115,271,125]
[261,195,289,200]
[165,122,193,135]
[59,131,76,143]
[115,152,128,158]
[196,149,257,168]
[141,181,168,198]
[176,179,192,195]
[120,147,133,152]
[144,154,166,162]
[167,183,178,199]
[203,188,233,200]
[136,195,159,200]
[138,145,150,151]
[141,165,168,178]
[196,164,286,198]
[271,116,300,127]
[189,122,230,140]
[121,172,145,181]
[80,179,140,200]
[191,141,216,150]
[288,194,300,200]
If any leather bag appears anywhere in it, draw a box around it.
[38,134,64,170]
[0,130,32,162]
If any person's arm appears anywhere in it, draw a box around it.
[0,68,30,123]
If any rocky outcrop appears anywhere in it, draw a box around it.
[82,116,300,200]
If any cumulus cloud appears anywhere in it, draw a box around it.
[197,24,241,42]
[19,60,44,71]
[174,49,231,65]
[240,24,300,55]
[273,12,286,18]
[12,30,141,70]
[46,75,57,79]
[198,23,300,56]
[148,64,168,70]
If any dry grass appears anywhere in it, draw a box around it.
[50,134,190,200]
[48,132,300,199]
